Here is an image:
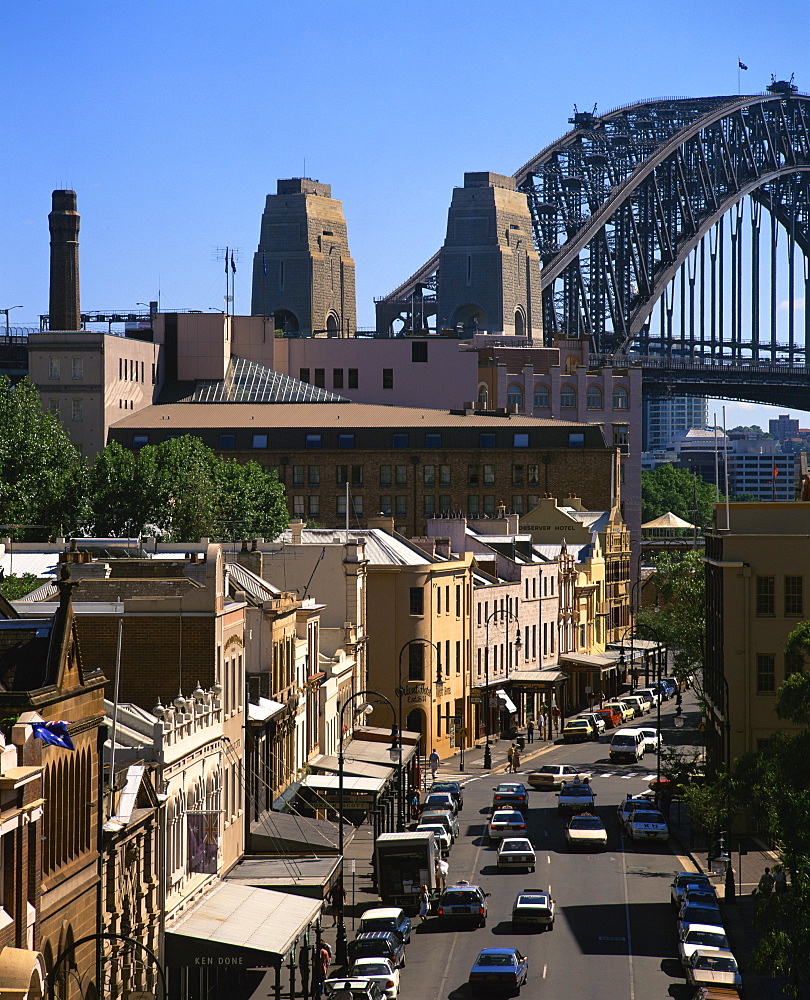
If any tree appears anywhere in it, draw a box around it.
[0,376,89,536]
[215,460,288,540]
[641,463,718,526]
[0,572,40,600]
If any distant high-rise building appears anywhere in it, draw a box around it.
[643,395,708,451]
[769,413,799,442]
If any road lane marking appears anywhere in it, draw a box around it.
[620,828,636,1000]
[546,855,551,864]
[542,964,547,978]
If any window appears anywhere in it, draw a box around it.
[586,385,603,409]
[512,495,524,514]
[513,433,529,448]
[392,433,409,448]
[306,434,321,448]
[293,465,305,485]
[785,576,803,616]
[528,495,538,511]
[483,495,495,514]
[151,362,156,384]
[380,495,392,513]
[132,435,148,448]
[412,341,428,363]
[439,495,451,512]
[71,398,83,421]
[613,425,629,447]
[479,433,496,448]
[293,496,305,516]
[336,495,347,516]
[72,357,83,380]
[408,643,424,679]
[425,433,441,448]
[568,433,585,447]
[308,496,320,516]
[436,587,442,615]
[252,433,268,448]
[382,368,394,389]
[395,465,407,485]
[533,384,549,408]
[348,368,359,388]
[468,496,480,516]
[299,368,310,383]
[424,496,436,516]
[351,495,364,515]
[756,576,775,615]
[49,357,60,379]
[512,465,524,485]
[336,465,363,485]
[308,465,320,486]
[456,585,461,618]
[468,465,480,485]
[439,465,451,486]
[456,640,461,673]
[338,434,355,449]
[395,495,407,516]
[380,465,392,485]
[507,385,524,409]
[333,368,344,389]
[483,465,495,485]
[48,399,59,414]
[424,465,436,485]
[527,464,539,485]
[314,368,325,388]
[219,433,235,449]
[756,654,776,693]
[560,385,576,408]
[613,386,629,409]
[409,587,424,615]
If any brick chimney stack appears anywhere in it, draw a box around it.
[48,189,81,330]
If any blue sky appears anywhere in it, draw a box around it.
[3,0,809,429]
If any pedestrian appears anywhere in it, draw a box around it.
[527,719,534,744]
[436,856,448,889]
[512,746,521,773]
[326,879,345,928]
[429,748,440,779]
[419,884,430,921]
[410,789,420,821]
[758,867,775,896]
[507,744,516,772]
[774,866,788,894]
[538,712,546,740]
[552,705,560,732]
[317,942,331,995]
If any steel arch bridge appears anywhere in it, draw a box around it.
[379,84,810,401]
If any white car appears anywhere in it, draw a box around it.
[633,687,660,708]
[527,764,586,790]
[497,837,536,871]
[678,923,731,965]
[511,889,555,930]
[625,808,669,841]
[348,958,400,999]
[488,809,526,841]
[565,813,608,851]
[686,949,743,991]
[416,823,451,855]
[638,728,663,753]
[617,796,651,828]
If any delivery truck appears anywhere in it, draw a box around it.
[374,831,437,912]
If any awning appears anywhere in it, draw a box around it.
[560,652,621,672]
[495,689,518,714]
[341,738,418,768]
[166,883,322,968]
[248,697,286,723]
[248,809,340,854]
[508,668,568,685]
[300,774,387,795]
[308,754,393,782]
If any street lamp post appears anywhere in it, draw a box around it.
[337,689,401,966]
[395,638,439,827]
[483,608,522,769]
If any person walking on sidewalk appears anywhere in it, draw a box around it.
[410,789,420,821]
[507,744,516,772]
[538,712,546,740]
[512,746,521,773]
[419,884,430,921]
[429,748,440,780]
[758,867,775,896]
[527,720,535,743]
[774,866,788,894]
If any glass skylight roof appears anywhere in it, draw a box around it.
[191,357,347,403]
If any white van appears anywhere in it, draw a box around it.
[610,728,645,763]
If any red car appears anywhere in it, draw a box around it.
[595,707,622,729]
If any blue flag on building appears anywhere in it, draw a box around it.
[31,721,75,751]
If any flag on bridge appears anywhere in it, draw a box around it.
[31,721,75,750]
[739,60,748,70]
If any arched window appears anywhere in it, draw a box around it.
[613,386,629,409]
[560,385,576,408]
[507,384,524,410]
[477,383,489,406]
[586,385,603,409]
[514,309,525,338]
[533,384,550,409]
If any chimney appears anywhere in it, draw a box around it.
[49,190,81,330]
[289,518,304,544]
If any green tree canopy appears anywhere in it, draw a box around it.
[0,376,89,536]
[641,464,717,526]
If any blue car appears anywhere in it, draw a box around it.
[468,948,529,996]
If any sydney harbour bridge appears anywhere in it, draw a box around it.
[379,82,810,408]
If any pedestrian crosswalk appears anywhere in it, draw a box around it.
[573,771,658,782]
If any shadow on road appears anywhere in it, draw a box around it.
[561,901,679,957]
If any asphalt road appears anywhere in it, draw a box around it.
[399,707,696,1000]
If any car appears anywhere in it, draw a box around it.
[633,687,659,709]
[324,977,387,1000]
[637,727,663,753]
[527,764,586,790]
[557,780,596,813]
[594,706,622,729]
[688,985,743,1000]
[678,923,732,965]
[682,886,719,909]
[649,679,673,700]
[347,931,406,969]
[492,782,529,813]
[565,813,608,851]
[420,809,459,842]
[671,872,714,907]
[497,838,536,871]
[617,796,653,828]
[574,711,606,736]
[419,791,458,816]
[488,809,527,841]
[415,822,451,855]
[430,780,463,811]
[620,695,648,717]
[435,881,490,926]
[659,677,678,698]
[604,700,635,723]
[357,907,412,944]
[677,905,725,936]
[686,950,742,991]
[511,889,555,930]
[347,959,400,999]
[610,728,645,762]
[563,719,595,743]
[625,808,669,841]
[468,948,529,996]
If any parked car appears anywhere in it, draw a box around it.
[357,907,412,944]
[686,950,742,992]
[415,822,451,855]
[637,727,663,753]
[430,780,464,811]
[603,701,635,723]
[324,977,387,1000]
[527,764,587,790]
[557,781,596,814]
[649,679,673,700]
[419,791,458,816]
[497,838,536,872]
[348,931,406,969]
[678,924,732,966]
[511,889,555,930]
[468,948,529,996]
[435,882,490,926]
[682,886,719,908]
[347,958,400,999]
[492,783,529,813]
[563,719,595,743]
[594,707,622,729]
[488,809,527,841]
[625,808,669,841]
[565,813,608,851]
[671,872,714,908]
[620,695,648,717]
[574,712,606,736]
[632,687,658,709]
[420,809,459,841]
[677,905,725,936]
